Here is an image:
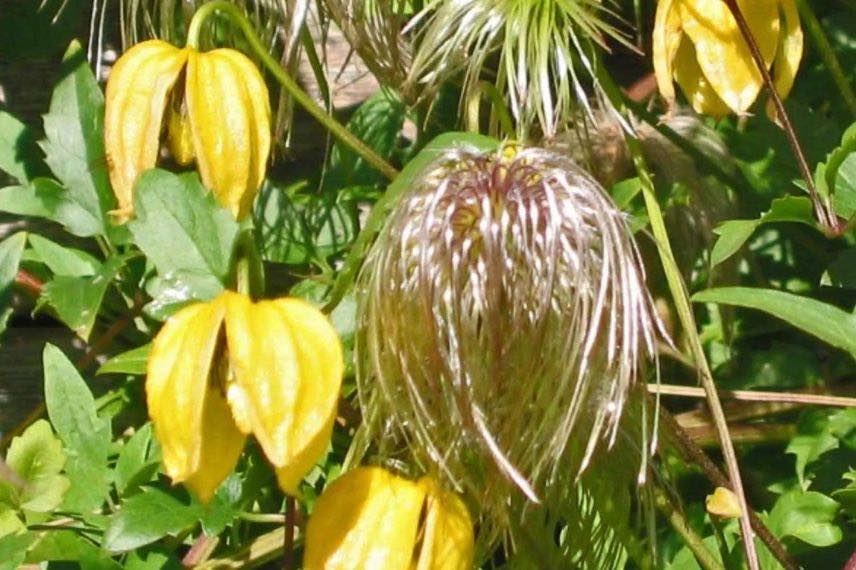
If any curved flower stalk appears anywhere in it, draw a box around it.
[404,0,634,139]
[355,144,663,518]
[104,39,271,222]
[653,0,803,118]
[323,0,411,90]
[304,467,474,570]
[146,290,343,502]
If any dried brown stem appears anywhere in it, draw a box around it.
[649,384,856,408]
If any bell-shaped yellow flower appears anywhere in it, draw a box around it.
[653,0,803,118]
[104,40,271,222]
[146,290,343,503]
[304,467,474,570]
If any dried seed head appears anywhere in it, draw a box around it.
[356,144,663,516]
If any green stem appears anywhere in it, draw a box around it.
[186,1,399,182]
[796,0,856,120]
[653,485,724,570]
[596,64,759,570]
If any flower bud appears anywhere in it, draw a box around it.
[304,467,474,570]
[653,0,803,118]
[104,40,271,222]
[146,291,343,502]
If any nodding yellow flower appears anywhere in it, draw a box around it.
[104,40,271,222]
[653,0,803,118]
[146,290,343,503]
[304,467,474,570]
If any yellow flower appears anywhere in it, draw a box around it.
[706,486,742,519]
[304,467,474,570]
[653,0,803,118]
[146,290,343,503]
[104,40,271,222]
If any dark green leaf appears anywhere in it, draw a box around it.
[97,344,150,377]
[43,344,111,512]
[831,470,856,518]
[128,170,238,285]
[692,287,856,357]
[143,270,224,321]
[39,41,115,237]
[833,153,856,219]
[114,423,159,495]
[27,234,100,276]
[103,488,199,552]
[40,255,125,340]
[0,232,26,336]
[821,248,856,289]
[0,111,44,182]
[26,529,121,568]
[787,411,841,484]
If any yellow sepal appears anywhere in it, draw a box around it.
[104,40,188,223]
[167,97,196,167]
[652,0,683,108]
[766,0,804,120]
[673,39,733,118]
[185,49,271,220]
[304,468,428,570]
[415,477,475,570]
[146,296,245,502]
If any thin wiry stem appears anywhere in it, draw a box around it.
[653,484,723,570]
[649,384,856,408]
[722,0,840,235]
[596,63,760,570]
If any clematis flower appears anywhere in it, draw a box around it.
[146,290,343,502]
[304,467,474,570]
[356,144,662,517]
[104,40,271,222]
[653,0,803,118]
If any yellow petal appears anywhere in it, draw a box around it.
[304,467,427,570]
[652,0,684,106]
[679,0,780,114]
[104,40,188,222]
[146,297,244,499]
[185,49,271,220]
[706,486,742,519]
[415,477,475,570]
[673,39,733,118]
[223,293,343,494]
[766,0,803,119]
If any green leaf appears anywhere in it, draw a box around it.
[767,491,842,547]
[787,411,841,485]
[27,234,100,276]
[128,170,238,285]
[692,287,856,357]
[821,247,856,289]
[833,153,856,219]
[43,344,111,512]
[39,41,115,237]
[325,90,406,190]
[143,270,223,321]
[0,111,45,182]
[5,420,69,512]
[831,470,856,518]
[114,423,159,495]
[40,255,125,340]
[124,549,181,570]
[709,196,815,267]
[103,488,199,553]
[0,178,102,237]
[0,232,26,336]
[27,529,122,568]
[0,529,32,570]
[97,344,150,376]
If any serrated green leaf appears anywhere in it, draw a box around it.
[767,491,842,547]
[103,488,199,553]
[27,234,100,276]
[128,170,238,285]
[39,41,115,238]
[97,344,150,377]
[0,178,102,237]
[6,420,68,512]
[692,287,856,357]
[43,344,111,512]
[40,255,125,340]
[0,232,26,336]
[0,111,45,182]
